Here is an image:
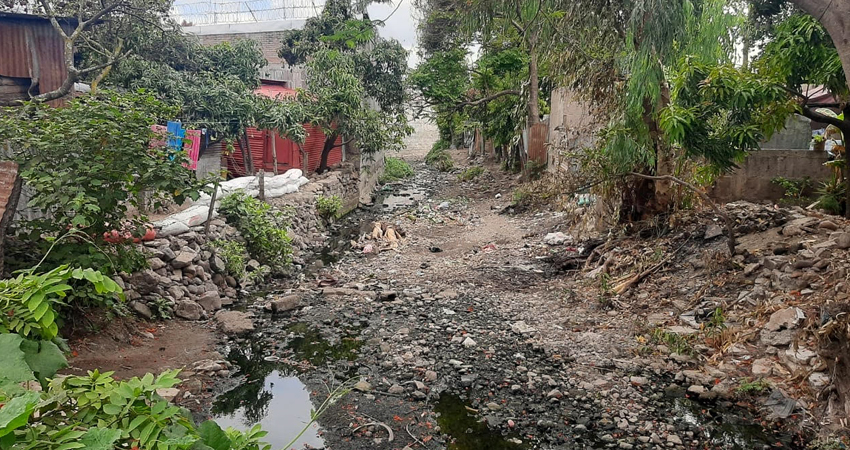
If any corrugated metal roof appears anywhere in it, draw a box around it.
[0,15,72,105]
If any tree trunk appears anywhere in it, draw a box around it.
[0,172,23,276]
[318,131,339,173]
[240,131,254,176]
[527,36,541,126]
[791,0,850,91]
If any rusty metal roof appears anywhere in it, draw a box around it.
[0,14,71,104]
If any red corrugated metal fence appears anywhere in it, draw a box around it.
[226,126,342,177]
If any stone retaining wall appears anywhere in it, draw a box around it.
[123,164,362,320]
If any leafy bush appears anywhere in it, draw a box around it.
[316,195,343,221]
[816,172,846,215]
[771,176,813,205]
[736,378,771,396]
[211,240,248,281]
[426,140,454,172]
[0,265,123,341]
[380,157,414,183]
[458,166,484,181]
[526,160,547,180]
[0,92,205,270]
[218,191,293,273]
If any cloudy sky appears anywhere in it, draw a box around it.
[368,0,422,67]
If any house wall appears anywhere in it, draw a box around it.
[710,150,833,203]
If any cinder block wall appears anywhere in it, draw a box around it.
[710,150,832,203]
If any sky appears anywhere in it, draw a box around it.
[368,0,422,67]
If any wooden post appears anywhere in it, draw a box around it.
[271,132,279,175]
[204,175,220,235]
[258,170,265,201]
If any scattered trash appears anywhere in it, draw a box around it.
[482,243,497,253]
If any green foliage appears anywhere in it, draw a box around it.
[315,195,343,221]
[211,240,247,281]
[425,141,454,172]
[736,378,771,396]
[218,192,293,273]
[816,173,846,215]
[148,296,173,321]
[381,157,415,183]
[0,265,122,341]
[772,176,814,204]
[649,328,695,355]
[0,92,204,270]
[458,166,485,181]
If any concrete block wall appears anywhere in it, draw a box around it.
[710,150,833,203]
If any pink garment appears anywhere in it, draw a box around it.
[184,129,201,170]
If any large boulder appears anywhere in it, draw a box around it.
[215,310,254,335]
[174,300,203,320]
[130,301,152,320]
[266,294,301,313]
[197,291,222,312]
[130,270,161,295]
[171,251,196,269]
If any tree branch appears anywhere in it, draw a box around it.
[454,89,521,109]
[801,105,849,131]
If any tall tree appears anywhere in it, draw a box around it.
[789,0,850,91]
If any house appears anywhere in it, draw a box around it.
[0,12,74,106]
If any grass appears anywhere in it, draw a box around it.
[736,378,771,396]
[426,141,454,172]
[458,166,484,181]
[649,328,696,355]
[381,157,415,183]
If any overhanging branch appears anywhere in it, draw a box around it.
[454,89,521,109]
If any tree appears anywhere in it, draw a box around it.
[301,49,410,173]
[279,0,410,172]
[789,0,850,92]
[0,0,174,104]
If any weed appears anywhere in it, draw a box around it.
[807,437,849,450]
[381,157,414,183]
[211,240,247,280]
[736,378,771,396]
[526,159,547,180]
[219,191,293,273]
[316,195,343,221]
[458,166,484,181]
[148,296,173,320]
[426,141,454,172]
[649,328,695,355]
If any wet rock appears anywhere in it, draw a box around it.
[131,301,152,320]
[174,300,203,320]
[215,310,254,335]
[197,291,222,312]
[765,307,805,331]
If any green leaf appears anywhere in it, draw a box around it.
[0,335,36,387]
[20,339,68,386]
[102,403,123,415]
[79,427,122,450]
[197,420,231,450]
[0,391,40,437]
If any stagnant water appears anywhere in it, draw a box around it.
[211,322,363,448]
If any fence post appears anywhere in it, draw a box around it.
[258,169,265,201]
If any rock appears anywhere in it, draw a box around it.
[130,270,161,295]
[761,329,794,346]
[819,220,839,231]
[460,374,477,387]
[629,376,649,386]
[792,259,814,269]
[268,294,301,313]
[784,347,816,365]
[388,384,405,395]
[704,223,724,240]
[215,310,254,335]
[462,337,477,348]
[809,372,830,389]
[167,285,185,301]
[765,307,805,331]
[543,232,570,246]
[752,358,773,377]
[837,233,850,250]
[436,290,458,300]
[743,263,761,276]
[174,300,203,320]
[171,251,195,269]
[160,246,176,261]
[246,259,261,271]
[156,388,180,402]
[510,321,536,334]
[667,434,683,445]
[225,276,238,287]
[687,385,706,395]
[412,390,427,400]
[353,380,372,392]
[197,291,222,312]
[210,256,226,274]
[131,301,152,320]
[148,258,167,270]
[425,370,438,382]
[546,389,563,399]
[437,201,451,210]
[378,291,398,302]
